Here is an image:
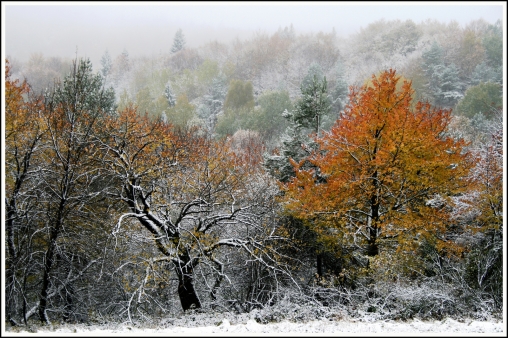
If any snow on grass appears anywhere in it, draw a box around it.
[5,317,505,336]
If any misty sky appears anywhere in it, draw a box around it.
[2,2,505,67]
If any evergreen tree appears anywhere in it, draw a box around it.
[331,60,349,116]
[293,75,332,134]
[197,74,227,132]
[163,80,177,107]
[52,58,116,116]
[301,62,324,91]
[422,42,463,107]
[171,28,186,53]
[265,75,332,182]
[434,63,464,107]
[421,41,444,78]
[100,50,112,79]
[483,20,502,70]
[470,62,501,86]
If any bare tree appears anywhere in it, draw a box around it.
[98,108,295,313]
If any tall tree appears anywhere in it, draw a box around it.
[330,60,349,116]
[171,28,186,54]
[100,108,292,312]
[163,80,177,107]
[35,58,115,324]
[265,74,331,183]
[5,60,46,325]
[283,70,471,262]
[196,73,227,133]
[100,50,113,79]
[264,73,333,277]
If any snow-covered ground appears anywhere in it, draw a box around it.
[5,317,505,336]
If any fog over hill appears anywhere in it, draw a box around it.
[3,2,504,67]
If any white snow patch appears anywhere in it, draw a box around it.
[5,317,505,336]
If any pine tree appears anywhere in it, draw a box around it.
[421,41,444,78]
[471,62,501,85]
[301,62,324,92]
[435,63,464,106]
[197,74,227,132]
[331,60,349,116]
[163,80,177,107]
[100,50,112,79]
[171,28,186,53]
[422,42,463,107]
[265,74,332,182]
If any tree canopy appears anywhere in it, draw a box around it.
[283,70,471,260]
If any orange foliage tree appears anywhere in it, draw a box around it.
[5,60,46,325]
[283,69,472,266]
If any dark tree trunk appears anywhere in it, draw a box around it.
[38,235,57,323]
[175,254,201,311]
[367,235,379,256]
[367,174,380,256]
[38,205,64,324]
[317,253,324,277]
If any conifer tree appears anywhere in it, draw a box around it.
[171,28,186,53]
[265,74,331,183]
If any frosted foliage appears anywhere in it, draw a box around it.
[470,62,501,85]
[331,60,349,113]
[171,28,186,54]
[301,62,325,91]
[100,50,112,78]
[197,74,226,131]
[163,81,176,107]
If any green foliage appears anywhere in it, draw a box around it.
[51,58,116,116]
[330,60,349,114]
[301,63,325,92]
[249,90,292,146]
[165,94,196,128]
[196,59,220,87]
[215,106,252,137]
[456,29,486,79]
[216,91,293,147]
[223,79,254,112]
[434,63,464,106]
[455,82,502,119]
[401,59,434,103]
[135,87,171,120]
[421,41,465,106]
[264,74,331,182]
[216,79,255,137]
[483,20,503,69]
[293,74,332,133]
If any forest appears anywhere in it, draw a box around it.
[4,18,503,328]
